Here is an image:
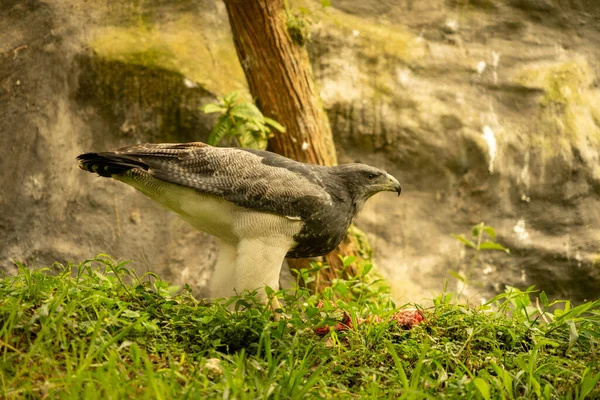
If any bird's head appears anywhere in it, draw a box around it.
[332,163,401,211]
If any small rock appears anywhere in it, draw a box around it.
[442,19,459,33]
[120,120,136,135]
[203,358,223,379]
[183,78,198,88]
[129,210,141,224]
[476,61,487,74]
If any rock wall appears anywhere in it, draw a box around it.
[308,0,600,302]
[1,0,598,302]
[0,0,225,296]
[302,0,600,302]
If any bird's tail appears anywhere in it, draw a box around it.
[77,152,149,178]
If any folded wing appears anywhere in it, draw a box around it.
[96,142,333,219]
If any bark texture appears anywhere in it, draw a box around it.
[224,0,359,286]
[223,0,337,166]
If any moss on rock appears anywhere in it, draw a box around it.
[516,60,593,106]
[514,59,600,164]
[77,55,216,144]
[89,16,247,97]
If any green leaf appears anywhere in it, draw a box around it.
[321,0,331,8]
[223,91,239,105]
[238,125,268,149]
[231,120,247,138]
[472,223,483,238]
[361,263,373,277]
[566,319,579,350]
[452,234,476,249]
[580,368,600,400]
[490,362,513,395]
[121,309,140,319]
[230,102,264,121]
[472,224,497,240]
[479,241,509,253]
[208,117,233,146]
[264,117,286,132]
[245,121,261,132]
[129,343,141,368]
[555,300,597,321]
[333,282,348,296]
[483,226,496,240]
[342,255,356,268]
[386,343,409,391]
[539,291,548,308]
[473,378,490,400]
[410,343,430,390]
[449,270,465,282]
[543,384,552,399]
[201,103,227,114]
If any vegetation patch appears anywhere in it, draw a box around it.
[202,91,285,150]
[1,253,598,398]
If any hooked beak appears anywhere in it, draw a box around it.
[385,173,402,196]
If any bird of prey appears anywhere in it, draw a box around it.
[77,142,401,301]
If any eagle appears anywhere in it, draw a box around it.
[77,142,401,302]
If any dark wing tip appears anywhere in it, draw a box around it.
[77,152,148,178]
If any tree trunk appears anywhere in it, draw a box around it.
[223,0,337,165]
[224,0,358,287]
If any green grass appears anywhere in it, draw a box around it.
[1,255,599,399]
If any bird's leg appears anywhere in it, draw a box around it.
[209,240,239,299]
[270,296,290,322]
[233,237,294,317]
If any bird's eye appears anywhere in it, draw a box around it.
[368,173,377,180]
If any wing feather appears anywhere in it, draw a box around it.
[115,142,333,219]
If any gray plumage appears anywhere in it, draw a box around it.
[77,142,401,299]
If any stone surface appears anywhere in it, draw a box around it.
[309,0,600,303]
[1,0,599,303]
[0,0,223,297]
